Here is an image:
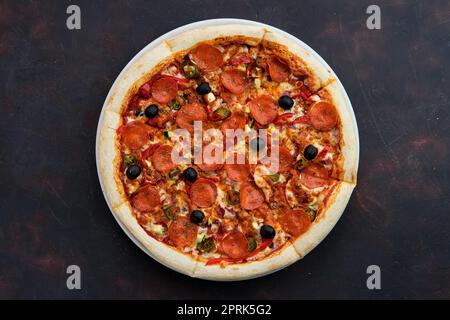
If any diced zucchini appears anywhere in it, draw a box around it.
[247,238,257,252]
[266,173,280,183]
[168,95,185,110]
[123,154,138,167]
[237,64,247,72]
[212,107,231,121]
[226,190,240,206]
[296,157,308,171]
[196,237,216,253]
[163,206,175,220]
[306,207,317,222]
[168,167,181,179]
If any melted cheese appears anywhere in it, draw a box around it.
[253,165,273,201]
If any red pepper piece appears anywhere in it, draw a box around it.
[291,115,310,125]
[317,145,330,159]
[273,112,294,125]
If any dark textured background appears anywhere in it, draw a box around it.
[0,0,449,299]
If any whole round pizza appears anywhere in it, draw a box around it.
[96,20,359,281]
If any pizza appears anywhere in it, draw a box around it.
[97,22,358,280]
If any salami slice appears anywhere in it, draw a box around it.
[168,216,198,248]
[276,147,295,173]
[191,44,223,72]
[221,69,248,94]
[131,185,161,212]
[151,144,177,174]
[248,95,278,125]
[176,103,208,133]
[308,101,338,131]
[239,182,265,210]
[279,209,311,237]
[151,77,178,104]
[225,164,250,182]
[221,231,249,259]
[267,56,290,82]
[197,151,224,172]
[298,163,329,189]
[120,121,152,150]
[189,178,218,208]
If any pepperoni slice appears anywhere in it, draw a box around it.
[225,164,250,182]
[189,178,218,208]
[151,77,178,104]
[150,144,177,174]
[131,185,161,212]
[197,162,223,172]
[221,231,249,259]
[248,95,278,125]
[239,182,265,210]
[275,147,295,173]
[298,163,329,189]
[267,56,290,82]
[176,103,208,133]
[191,44,223,72]
[220,111,246,134]
[279,209,311,237]
[120,121,151,150]
[168,216,198,248]
[221,69,248,94]
[308,101,338,131]
[197,148,224,172]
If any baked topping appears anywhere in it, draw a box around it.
[116,39,343,264]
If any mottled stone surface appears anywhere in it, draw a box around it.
[0,0,449,299]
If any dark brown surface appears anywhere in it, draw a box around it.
[0,0,449,299]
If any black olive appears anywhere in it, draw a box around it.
[278,95,294,110]
[196,82,211,95]
[126,164,141,180]
[145,104,159,119]
[250,137,266,152]
[182,167,198,182]
[304,144,318,160]
[260,225,276,239]
[190,210,205,224]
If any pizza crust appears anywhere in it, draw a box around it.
[165,24,266,52]
[290,182,355,256]
[319,81,359,183]
[101,110,122,130]
[114,202,198,276]
[193,244,300,281]
[97,124,127,209]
